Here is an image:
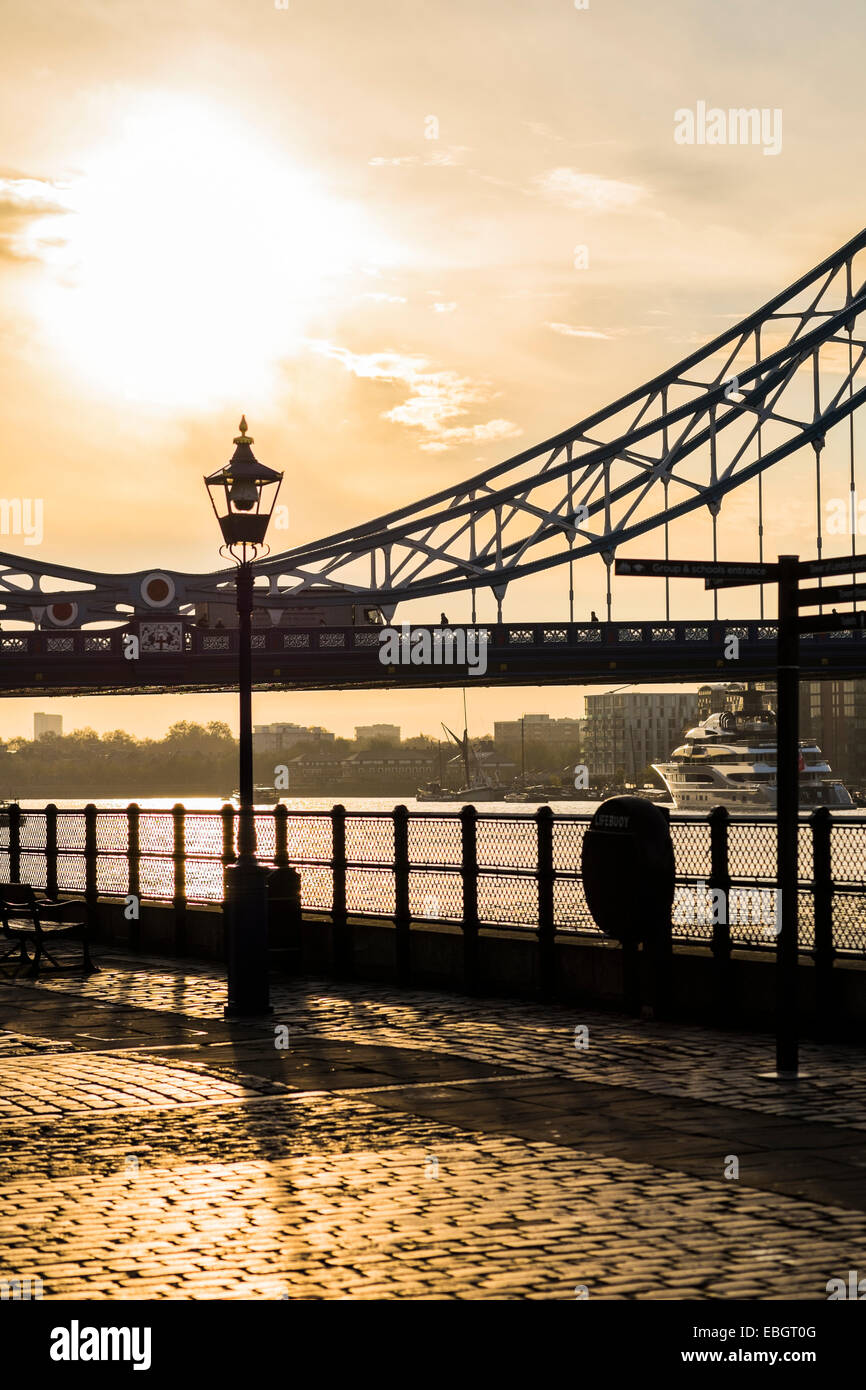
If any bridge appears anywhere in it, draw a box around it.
[3,225,866,692]
[0,618,863,696]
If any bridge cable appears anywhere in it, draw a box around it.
[711,509,719,622]
[756,326,764,620]
[663,477,671,622]
[813,351,824,614]
[849,312,858,612]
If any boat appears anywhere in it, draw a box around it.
[229,785,283,805]
[416,781,504,803]
[653,686,853,811]
[416,693,506,803]
[416,782,446,803]
[505,785,553,802]
[628,784,671,804]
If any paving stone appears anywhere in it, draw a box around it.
[2,953,866,1300]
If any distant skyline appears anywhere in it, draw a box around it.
[4,686,643,745]
[1,0,864,739]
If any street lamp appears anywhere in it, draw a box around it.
[204,417,283,1017]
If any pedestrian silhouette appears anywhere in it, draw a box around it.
[440,612,449,626]
[590,610,599,623]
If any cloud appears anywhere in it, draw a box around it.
[0,175,71,261]
[369,155,419,167]
[419,419,523,453]
[536,167,645,212]
[547,322,611,340]
[360,292,408,303]
[369,146,470,169]
[306,340,522,452]
[432,301,457,313]
[526,121,566,144]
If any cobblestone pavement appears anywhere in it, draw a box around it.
[1,952,865,1300]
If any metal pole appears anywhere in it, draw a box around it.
[223,555,270,1017]
[775,554,800,1076]
[237,560,254,856]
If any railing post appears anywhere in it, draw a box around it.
[8,802,20,884]
[84,803,98,935]
[331,804,352,976]
[709,806,731,1022]
[45,803,58,899]
[393,804,411,984]
[172,803,187,956]
[645,803,674,1020]
[460,804,480,993]
[810,807,834,1027]
[127,803,141,951]
[220,802,237,963]
[274,804,289,869]
[536,805,556,997]
[220,799,236,881]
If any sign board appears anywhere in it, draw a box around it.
[797,611,866,634]
[615,557,775,583]
[799,553,866,579]
[796,582,866,608]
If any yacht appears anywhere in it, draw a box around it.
[653,688,853,811]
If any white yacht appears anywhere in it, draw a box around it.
[653,688,853,812]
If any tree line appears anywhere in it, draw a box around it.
[0,723,238,797]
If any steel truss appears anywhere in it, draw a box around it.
[4,227,866,627]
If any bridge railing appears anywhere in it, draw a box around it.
[3,619,866,661]
[0,803,863,964]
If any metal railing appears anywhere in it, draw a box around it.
[3,619,866,662]
[1,803,864,968]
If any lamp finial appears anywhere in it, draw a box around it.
[234,415,253,445]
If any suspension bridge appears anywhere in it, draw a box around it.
[3,226,866,696]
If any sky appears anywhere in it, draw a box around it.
[0,0,864,741]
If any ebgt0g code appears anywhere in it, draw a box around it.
[693,1327,816,1340]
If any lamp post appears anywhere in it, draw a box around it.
[204,417,283,1017]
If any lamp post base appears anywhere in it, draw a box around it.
[224,855,272,1019]
[757,1070,812,1083]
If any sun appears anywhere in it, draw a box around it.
[26,95,396,409]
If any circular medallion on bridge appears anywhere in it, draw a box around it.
[140,572,176,608]
[45,602,79,627]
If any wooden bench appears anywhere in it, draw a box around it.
[0,884,98,978]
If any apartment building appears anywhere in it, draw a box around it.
[582,691,699,780]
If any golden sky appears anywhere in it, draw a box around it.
[0,0,863,740]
